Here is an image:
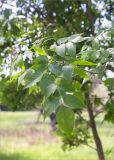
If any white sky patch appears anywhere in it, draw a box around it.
[101,19,112,28]
[97,1,105,10]
[106,70,114,78]
[2,1,17,13]
[23,50,33,61]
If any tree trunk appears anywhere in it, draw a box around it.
[85,93,105,160]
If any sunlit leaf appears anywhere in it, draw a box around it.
[32,45,46,55]
[73,60,97,66]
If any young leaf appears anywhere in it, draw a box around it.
[73,60,97,66]
[74,67,88,79]
[73,81,81,90]
[32,45,46,55]
[56,107,75,136]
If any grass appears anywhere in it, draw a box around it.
[0,111,114,160]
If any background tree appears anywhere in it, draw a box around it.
[0,77,42,111]
[0,0,114,60]
[0,0,114,111]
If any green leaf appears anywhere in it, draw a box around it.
[32,45,46,55]
[56,107,74,136]
[104,100,114,123]
[88,50,100,61]
[74,67,88,79]
[63,94,84,109]
[74,91,85,104]
[39,74,57,98]
[62,65,73,81]
[34,55,48,65]
[18,68,34,87]
[43,97,61,118]
[65,42,76,58]
[92,40,100,50]
[25,66,46,88]
[73,81,81,90]
[73,60,97,66]
[11,23,20,36]
[58,79,74,96]
[48,63,62,76]
[105,78,114,89]
[55,44,65,57]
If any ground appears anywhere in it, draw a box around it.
[0,111,114,160]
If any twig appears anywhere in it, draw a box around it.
[77,112,90,126]
[86,143,97,151]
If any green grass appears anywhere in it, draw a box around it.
[0,111,114,160]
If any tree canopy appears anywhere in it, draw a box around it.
[0,0,114,60]
[11,29,114,160]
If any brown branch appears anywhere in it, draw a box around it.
[86,143,97,151]
[77,112,90,127]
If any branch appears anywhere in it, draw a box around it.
[77,112,90,127]
[86,143,97,151]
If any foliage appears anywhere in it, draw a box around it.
[0,1,114,159]
[11,28,114,156]
[0,0,114,61]
[0,0,114,111]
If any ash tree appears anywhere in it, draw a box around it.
[11,28,114,160]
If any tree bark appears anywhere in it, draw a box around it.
[85,93,105,160]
